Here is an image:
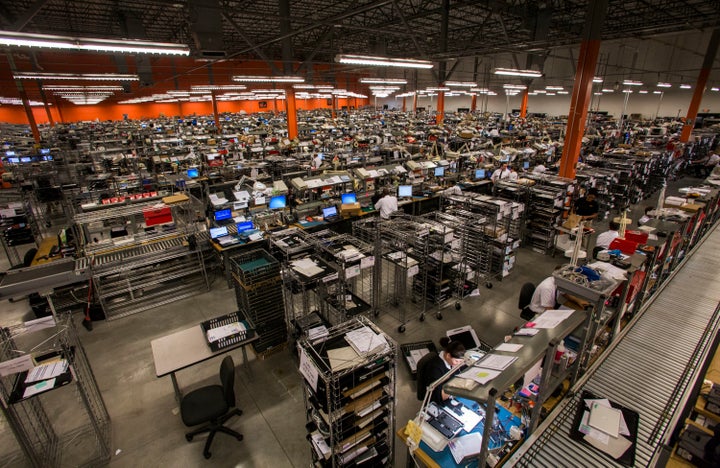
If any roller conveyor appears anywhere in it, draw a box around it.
[505,223,720,467]
[0,258,90,298]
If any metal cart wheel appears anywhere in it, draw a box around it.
[398,325,406,333]
[486,281,493,289]
[436,312,443,320]
[419,313,425,322]
[455,302,461,310]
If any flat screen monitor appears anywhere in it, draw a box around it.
[434,166,445,177]
[187,168,199,178]
[523,161,530,169]
[322,206,338,219]
[40,148,50,155]
[20,157,31,163]
[210,226,228,239]
[398,185,412,198]
[475,169,486,180]
[268,195,287,210]
[236,221,254,232]
[5,151,16,156]
[341,193,357,204]
[214,209,232,221]
[446,325,481,350]
[42,155,53,161]
[7,157,19,164]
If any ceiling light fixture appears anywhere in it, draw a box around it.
[0,30,189,55]
[593,77,603,83]
[653,91,663,94]
[601,88,614,93]
[622,80,643,86]
[494,68,542,78]
[14,72,139,81]
[359,78,408,85]
[622,89,633,93]
[443,81,477,87]
[502,84,527,90]
[42,85,124,91]
[426,87,450,92]
[545,86,564,90]
[232,75,305,83]
[680,84,692,89]
[657,82,672,88]
[191,85,247,91]
[711,87,719,92]
[335,54,433,69]
[557,91,569,95]
[639,90,648,94]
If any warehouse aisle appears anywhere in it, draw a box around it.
[507,222,720,467]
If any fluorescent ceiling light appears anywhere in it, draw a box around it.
[545,86,564,90]
[43,85,123,91]
[557,91,569,95]
[622,89,633,93]
[622,80,643,86]
[360,78,408,85]
[487,91,497,96]
[680,84,692,89]
[712,87,719,91]
[502,84,527,90]
[653,91,663,94]
[335,54,433,69]
[14,72,138,81]
[534,89,547,94]
[191,85,247,91]
[232,75,305,83]
[444,81,477,87]
[494,68,542,78]
[470,88,489,93]
[657,82,672,88]
[601,88,614,93]
[639,90,648,94]
[594,92,603,95]
[368,86,400,91]
[426,87,450,92]
[546,92,556,96]
[593,77,603,83]
[0,30,189,55]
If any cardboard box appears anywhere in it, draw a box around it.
[340,203,362,217]
[162,193,189,205]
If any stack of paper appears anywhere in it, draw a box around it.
[345,326,389,356]
[307,325,329,341]
[327,346,362,372]
[531,309,574,329]
[447,432,483,464]
[25,360,69,383]
[578,398,633,460]
[291,258,324,277]
[206,322,247,343]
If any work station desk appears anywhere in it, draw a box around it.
[151,313,258,402]
[209,235,267,287]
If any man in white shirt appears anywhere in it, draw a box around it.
[491,163,511,184]
[595,221,620,249]
[528,274,559,315]
[533,163,547,174]
[508,167,519,182]
[312,153,323,169]
[374,188,398,219]
[705,152,720,176]
[442,183,462,196]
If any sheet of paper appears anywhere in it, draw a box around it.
[444,405,482,432]
[532,309,575,329]
[515,328,540,336]
[23,378,56,399]
[407,349,429,372]
[206,322,247,343]
[496,343,523,352]
[458,367,501,385]
[579,410,610,444]
[345,326,388,355]
[588,402,621,437]
[585,399,630,436]
[299,347,319,392]
[477,354,517,371]
[23,316,56,333]
[584,433,633,459]
[25,360,68,383]
[0,355,34,377]
[327,346,362,372]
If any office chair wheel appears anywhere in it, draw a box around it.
[419,313,425,322]
[398,325,405,333]
[455,302,461,310]
[204,451,211,459]
[486,282,493,289]
[436,312,443,320]
[236,434,244,441]
[186,434,193,442]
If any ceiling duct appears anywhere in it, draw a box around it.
[189,0,226,58]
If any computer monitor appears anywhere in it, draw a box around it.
[398,185,412,198]
[5,151,15,157]
[42,155,53,161]
[236,221,254,233]
[214,209,232,222]
[523,161,530,170]
[40,148,50,155]
[187,168,199,178]
[322,205,338,220]
[475,169,486,180]
[20,157,31,163]
[434,166,445,177]
[210,226,229,239]
[7,157,19,164]
[341,193,357,204]
[268,195,287,210]
[446,325,481,350]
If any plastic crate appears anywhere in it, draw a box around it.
[400,341,438,379]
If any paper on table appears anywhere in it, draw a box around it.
[532,309,575,329]
[496,343,523,352]
[477,354,517,371]
[345,326,389,355]
[458,367,501,385]
[515,328,540,336]
[444,405,482,432]
[23,378,56,399]
[579,410,610,444]
[206,322,246,343]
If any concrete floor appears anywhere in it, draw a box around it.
[0,174,707,467]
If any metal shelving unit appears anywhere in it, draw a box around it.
[0,314,111,468]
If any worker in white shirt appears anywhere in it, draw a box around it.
[491,163,511,184]
[374,188,399,219]
[508,166,519,182]
[595,221,620,249]
[312,153,323,169]
[533,163,547,174]
[442,183,462,196]
[705,152,720,176]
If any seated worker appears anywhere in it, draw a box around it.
[595,220,620,250]
[573,188,600,222]
[374,188,399,220]
[638,206,654,226]
[528,265,588,316]
[311,153,323,170]
[442,183,462,196]
[705,152,720,176]
[532,163,547,174]
[508,166,519,182]
[416,338,466,405]
[491,163,512,184]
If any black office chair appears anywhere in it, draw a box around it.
[180,356,243,459]
[518,282,536,320]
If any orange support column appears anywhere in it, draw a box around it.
[211,92,221,133]
[680,28,720,142]
[19,89,40,143]
[519,89,529,119]
[286,87,298,140]
[413,93,418,114]
[471,94,477,112]
[331,96,337,119]
[402,96,406,112]
[437,90,445,126]
[559,0,607,179]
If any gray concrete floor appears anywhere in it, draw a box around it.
[0,174,706,467]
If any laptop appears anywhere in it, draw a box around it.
[322,205,340,222]
[210,226,240,247]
